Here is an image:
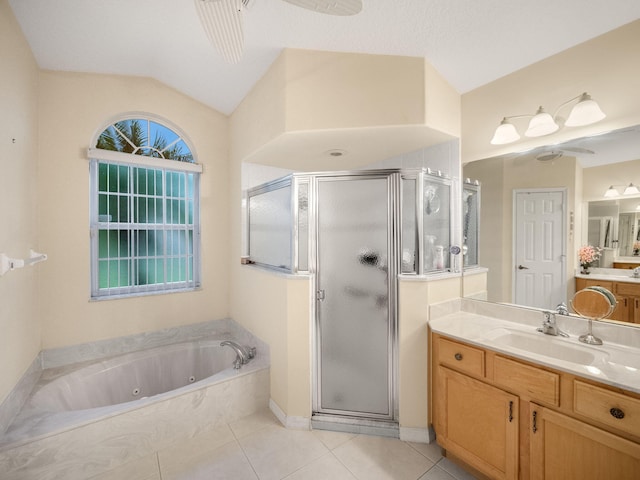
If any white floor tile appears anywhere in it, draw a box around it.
[418,465,458,480]
[161,440,258,480]
[312,429,359,450]
[86,454,160,480]
[283,453,358,480]
[436,457,478,480]
[238,424,329,480]
[332,434,435,480]
[408,441,444,463]
[229,409,281,439]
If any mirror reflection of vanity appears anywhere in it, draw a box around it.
[462,124,640,326]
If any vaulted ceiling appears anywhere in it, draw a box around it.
[9,0,640,115]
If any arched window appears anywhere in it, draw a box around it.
[89,115,201,299]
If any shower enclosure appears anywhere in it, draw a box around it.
[246,168,453,426]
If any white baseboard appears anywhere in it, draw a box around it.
[269,399,310,430]
[399,426,435,444]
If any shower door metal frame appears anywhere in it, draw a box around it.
[310,170,400,423]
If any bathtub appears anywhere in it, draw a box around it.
[0,330,270,480]
[29,340,240,412]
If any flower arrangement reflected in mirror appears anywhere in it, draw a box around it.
[578,245,601,274]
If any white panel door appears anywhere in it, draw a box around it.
[514,190,566,309]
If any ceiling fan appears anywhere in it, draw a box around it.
[194,0,363,63]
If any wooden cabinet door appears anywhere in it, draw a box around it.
[436,366,519,480]
[611,294,630,322]
[633,297,640,324]
[529,404,640,480]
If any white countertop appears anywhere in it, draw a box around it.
[429,309,640,394]
[575,267,640,284]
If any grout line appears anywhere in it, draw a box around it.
[233,426,261,480]
[155,452,164,480]
[328,450,359,480]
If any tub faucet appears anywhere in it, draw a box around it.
[537,311,569,337]
[220,341,256,369]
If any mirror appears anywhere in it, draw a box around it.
[462,124,640,326]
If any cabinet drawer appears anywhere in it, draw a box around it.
[493,355,560,406]
[615,282,640,297]
[578,279,614,291]
[574,380,640,438]
[437,337,485,377]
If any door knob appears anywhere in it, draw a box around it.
[518,265,529,270]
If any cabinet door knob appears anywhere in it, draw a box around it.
[610,407,625,419]
[454,353,463,361]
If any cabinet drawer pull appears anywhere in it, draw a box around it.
[454,353,463,361]
[532,411,538,433]
[508,401,513,422]
[610,407,625,419]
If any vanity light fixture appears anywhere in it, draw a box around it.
[602,183,640,197]
[490,92,606,145]
[604,185,620,198]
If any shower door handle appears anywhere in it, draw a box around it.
[316,290,325,301]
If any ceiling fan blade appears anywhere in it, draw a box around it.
[195,0,244,63]
[282,0,362,16]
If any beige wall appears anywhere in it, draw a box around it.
[398,277,462,430]
[462,20,640,164]
[0,0,41,404]
[37,71,230,349]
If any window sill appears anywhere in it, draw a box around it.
[90,286,201,302]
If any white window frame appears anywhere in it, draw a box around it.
[88,148,202,300]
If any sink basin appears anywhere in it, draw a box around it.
[486,328,605,365]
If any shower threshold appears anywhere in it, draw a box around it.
[311,413,399,438]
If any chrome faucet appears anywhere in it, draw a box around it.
[632,267,640,279]
[220,341,256,369]
[555,302,569,316]
[537,311,569,337]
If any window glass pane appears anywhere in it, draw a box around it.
[108,164,118,192]
[99,163,108,192]
[98,194,108,220]
[92,147,198,298]
[118,166,129,193]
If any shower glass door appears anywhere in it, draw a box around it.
[315,174,395,419]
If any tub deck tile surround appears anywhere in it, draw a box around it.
[0,369,270,480]
[0,318,271,479]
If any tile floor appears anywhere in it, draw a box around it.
[88,410,477,480]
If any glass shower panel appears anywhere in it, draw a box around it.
[296,180,309,272]
[463,182,480,267]
[401,177,417,273]
[317,176,391,417]
[423,176,451,272]
[248,182,292,270]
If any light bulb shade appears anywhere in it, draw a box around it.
[603,186,619,198]
[491,119,520,145]
[565,93,606,127]
[624,183,640,195]
[525,108,559,137]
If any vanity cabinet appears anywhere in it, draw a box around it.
[529,404,640,480]
[431,333,640,480]
[575,277,640,324]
